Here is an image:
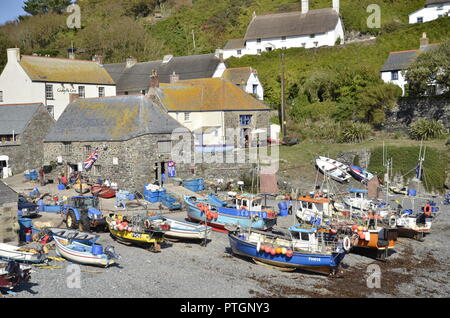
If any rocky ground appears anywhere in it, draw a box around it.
[1,175,449,298]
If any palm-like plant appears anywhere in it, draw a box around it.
[409,119,446,141]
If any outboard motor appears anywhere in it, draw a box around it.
[104,246,120,260]
[5,261,25,279]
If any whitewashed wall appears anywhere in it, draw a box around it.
[409,3,450,24]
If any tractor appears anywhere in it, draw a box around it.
[62,196,106,232]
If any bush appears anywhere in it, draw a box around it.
[409,119,446,140]
[342,122,372,143]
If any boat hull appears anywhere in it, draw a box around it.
[228,233,344,275]
[0,243,46,264]
[164,218,211,240]
[0,263,31,289]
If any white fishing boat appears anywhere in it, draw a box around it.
[315,156,351,183]
[53,235,119,267]
[343,188,373,211]
[0,243,46,264]
[163,217,212,240]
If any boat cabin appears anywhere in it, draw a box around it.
[296,196,333,223]
[232,194,264,212]
[288,226,334,253]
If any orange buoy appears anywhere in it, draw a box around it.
[286,250,293,258]
[359,233,365,240]
[275,248,282,254]
[264,246,271,253]
[424,204,432,216]
[270,249,276,255]
[351,225,358,232]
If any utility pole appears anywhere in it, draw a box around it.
[280,52,287,137]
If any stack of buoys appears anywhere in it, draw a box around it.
[352,225,368,240]
[111,218,133,233]
[258,244,293,258]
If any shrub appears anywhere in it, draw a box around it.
[342,122,372,143]
[409,119,446,140]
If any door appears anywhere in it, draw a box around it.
[0,155,9,179]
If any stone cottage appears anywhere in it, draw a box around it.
[0,181,19,244]
[0,103,55,179]
[43,95,187,190]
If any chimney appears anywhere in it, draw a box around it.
[92,55,104,65]
[332,0,340,13]
[69,93,79,104]
[149,69,160,88]
[301,0,309,14]
[68,48,76,59]
[420,32,429,49]
[169,72,179,84]
[126,57,137,68]
[7,48,20,63]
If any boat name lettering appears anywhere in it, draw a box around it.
[131,233,141,238]
[308,257,321,262]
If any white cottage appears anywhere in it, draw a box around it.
[380,34,443,96]
[409,0,450,24]
[220,0,345,59]
[0,48,116,120]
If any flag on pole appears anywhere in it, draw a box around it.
[415,163,422,180]
[83,148,99,170]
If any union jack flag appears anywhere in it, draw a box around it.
[83,148,99,170]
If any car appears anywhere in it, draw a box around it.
[62,196,106,232]
[18,194,39,218]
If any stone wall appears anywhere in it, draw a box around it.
[384,96,450,133]
[0,182,19,243]
[0,105,55,175]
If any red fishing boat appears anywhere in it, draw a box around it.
[90,185,116,198]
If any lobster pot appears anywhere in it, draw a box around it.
[408,189,417,197]
[144,191,159,203]
[278,201,289,217]
[25,170,38,180]
[158,188,166,199]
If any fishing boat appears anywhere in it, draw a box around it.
[106,214,168,252]
[349,165,374,184]
[162,217,212,241]
[47,228,99,245]
[392,202,438,240]
[91,184,116,198]
[0,261,32,290]
[73,183,90,194]
[343,188,373,211]
[295,194,338,225]
[315,156,351,183]
[53,234,119,267]
[227,225,348,275]
[0,243,47,264]
[184,194,277,233]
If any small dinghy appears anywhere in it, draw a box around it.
[0,243,47,264]
[0,261,32,290]
[163,217,212,241]
[47,228,99,245]
[91,185,116,198]
[53,234,119,267]
[316,156,351,183]
[349,165,374,184]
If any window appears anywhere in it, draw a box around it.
[64,142,73,154]
[240,115,252,126]
[84,145,91,156]
[301,43,306,48]
[184,112,191,122]
[437,4,444,10]
[124,92,129,95]
[253,84,258,95]
[98,87,105,97]
[257,49,262,54]
[281,36,286,41]
[314,41,318,47]
[78,86,85,98]
[45,85,54,100]
[417,17,423,23]
[257,38,261,43]
[266,47,272,52]
[282,47,287,50]
[310,34,315,38]
[0,91,3,102]
[391,71,399,81]
[157,141,172,153]
[141,90,146,95]
[47,105,54,118]
[237,49,242,55]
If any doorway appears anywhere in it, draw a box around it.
[0,155,9,179]
[154,161,166,185]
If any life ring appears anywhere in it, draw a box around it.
[389,215,397,227]
[343,236,351,252]
[240,206,248,210]
[424,204,432,216]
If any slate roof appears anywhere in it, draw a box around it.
[157,78,270,112]
[380,44,440,72]
[104,54,223,93]
[0,103,42,135]
[0,181,17,204]
[244,8,340,41]
[44,95,184,142]
[19,55,115,85]
[221,67,254,86]
[223,39,246,50]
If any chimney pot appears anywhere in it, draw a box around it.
[301,0,309,14]
[170,72,180,84]
[126,57,137,68]
[149,69,160,88]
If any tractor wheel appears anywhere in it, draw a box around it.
[80,214,91,233]
[66,210,79,229]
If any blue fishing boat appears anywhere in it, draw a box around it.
[349,165,374,184]
[184,195,277,232]
[227,226,347,275]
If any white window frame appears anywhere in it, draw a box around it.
[98,87,105,97]
[46,84,54,100]
[0,90,3,102]
[78,86,85,98]
[184,112,191,122]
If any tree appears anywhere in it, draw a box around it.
[405,40,450,96]
[23,0,72,16]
